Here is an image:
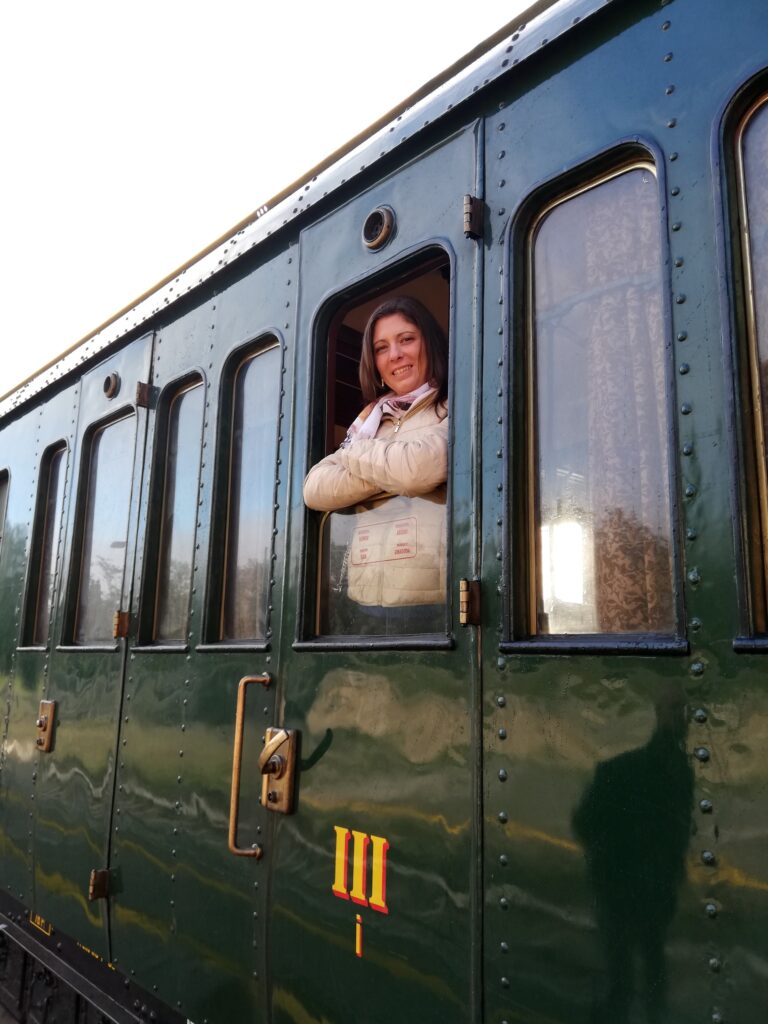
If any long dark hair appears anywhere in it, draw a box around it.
[358,296,448,405]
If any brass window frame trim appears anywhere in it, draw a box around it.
[524,159,662,639]
[734,94,768,599]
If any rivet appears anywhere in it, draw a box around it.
[694,708,708,723]
[708,957,721,973]
[661,19,671,29]
[711,1012,723,1024]
[498,727,507,739]
[670,151,679,161]
[681,403,692,415]
[499,179,506,187]
[686,528,697,541]
[694,746,710,761]
[499,854,509,867]
[674,257,684,267]
[498,122,506,131]
[496,695,506,707]
[690,657,704,674]
[685,484,696,497]
[501,977,510,988]
[679,362,690,374]
[701,850,716,866]
[705,901,718,917]
[498,811,508,824]
[677,330,688,340]
[688,569,701,585]
[499,897,509,910]
[498,769,508,782]
[500,941,509,952]
[498,151,506,159]
[671,186,680,196]
[700,798,713,813]
[666,84,675,95]
[663,52,673,62]
[672,221,682,231]
[675,293,686,303]
[691,617,702,631]
[497,657,506,670]
[682,442,693,455]
[667,118,677,128]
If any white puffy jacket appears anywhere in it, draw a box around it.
[303,396,448,607]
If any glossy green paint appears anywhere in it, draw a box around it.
[480,1,768,1021]
[2,1,768,1022]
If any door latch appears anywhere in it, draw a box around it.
[259,728,298,815]
[35,700,56,753]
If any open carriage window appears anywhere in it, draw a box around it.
[308,256,451,638]
[520,162,678,641]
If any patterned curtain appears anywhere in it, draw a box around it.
[534,167,674,634]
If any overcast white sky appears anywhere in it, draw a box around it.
[0,1,531,397]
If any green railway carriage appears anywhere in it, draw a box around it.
[1,0,768,1021]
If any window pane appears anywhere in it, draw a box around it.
[740,99,768,612]
[76,417,135,644]
[222,346,280,640]
[318,492,447,636]
[155,382,204,642]
[0,472,8,553]
[531,166,674,635]
[32,446,66,645]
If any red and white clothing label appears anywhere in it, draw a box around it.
[350,516,417,565]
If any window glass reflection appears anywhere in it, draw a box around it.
[155,382,204,642]
[32,445,66,645]
[222,346,280,640]
[318,492,447,636]
[531,166,675,635]
[76,416,134,644]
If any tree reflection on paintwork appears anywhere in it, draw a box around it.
[572,690,693,1023]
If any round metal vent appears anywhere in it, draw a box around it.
[103,372,121,399]
[362,206,395,251]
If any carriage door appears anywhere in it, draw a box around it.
[32,336,152,961]
[269,124,483,1024]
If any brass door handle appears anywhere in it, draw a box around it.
[259,727,298,814]
[228,675,271,858]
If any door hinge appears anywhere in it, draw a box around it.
[35,700,56,753]
[459,579,481,626]
[88,869,110,902]
[463,194,485,240]
[135,381,158,408]
[113,610,130,639]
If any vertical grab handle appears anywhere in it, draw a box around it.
[228,674,271,857]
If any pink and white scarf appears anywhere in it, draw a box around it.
[342,382,435,446]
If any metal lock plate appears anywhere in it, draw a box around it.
[259,728,297,815]
[35,700,56,753]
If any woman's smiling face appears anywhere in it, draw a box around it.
[372,313,429,396]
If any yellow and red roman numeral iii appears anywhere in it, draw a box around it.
[332,827,389,914]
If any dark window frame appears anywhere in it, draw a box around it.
[136,373,205,646]
[21,441,67,648]
[202,335,282,650]
[503,144,687,655]
[295,244,456,652]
